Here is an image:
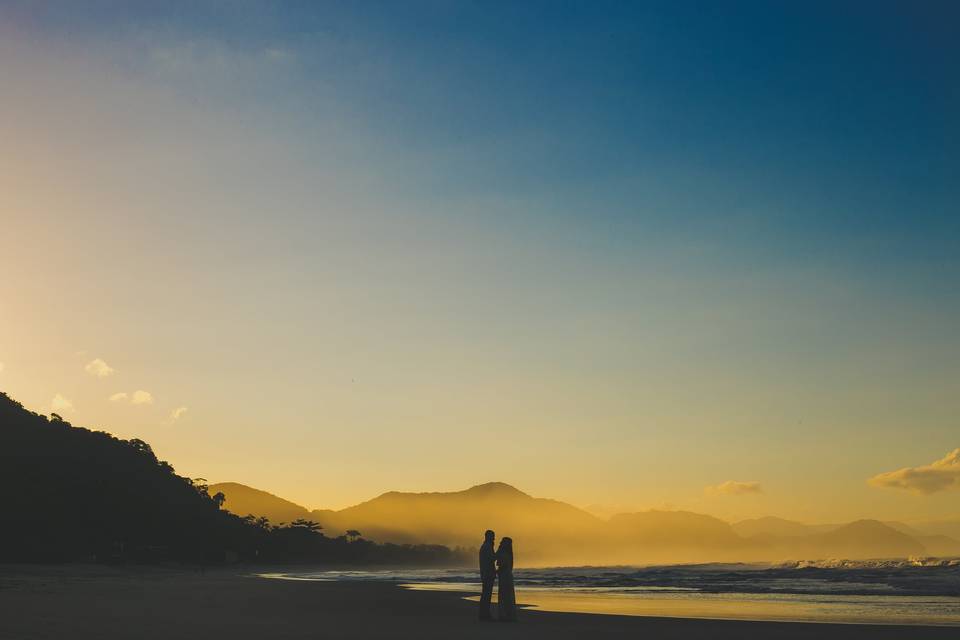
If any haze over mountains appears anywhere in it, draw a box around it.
[210,481,960,566]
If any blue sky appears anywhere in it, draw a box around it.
[1,1,958,517]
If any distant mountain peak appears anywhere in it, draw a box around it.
[366,482,531,503]
[207,481,311,524]
[462,482,530,498]
[844,519,891,530]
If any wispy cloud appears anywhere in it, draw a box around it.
[705,480,763,496]
[110,390,154,406]
[868,449,960,495]
[51,393,74,413]
[145,38,297,86]
[0,362,5,373]
[169,406,188,422]
[131,390,154,405]
[84,358,115,378]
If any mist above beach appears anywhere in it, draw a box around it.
[209,480,960,566]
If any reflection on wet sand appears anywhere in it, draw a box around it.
[404,583,960,626]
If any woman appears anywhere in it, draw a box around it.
[495,537,517,622]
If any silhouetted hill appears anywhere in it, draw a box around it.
[209,480,604,562]
[907,517,960,541]
[914,535,960,557]
[315,482,604,563]
[609,510,742,545]
[0,392,246,562]
[603,510,753,562]
[208,482,312,526]
[0,391,468,566]
[741,519,932,560]
[882,521,925,537]
[211,479,954,564]
[806,520,926,558]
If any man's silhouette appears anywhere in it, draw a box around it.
[478,529,496,620]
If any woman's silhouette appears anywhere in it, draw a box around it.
[495,537,517,622]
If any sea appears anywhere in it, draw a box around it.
[262,558,960,626]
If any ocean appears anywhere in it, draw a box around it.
[262,559,960,626]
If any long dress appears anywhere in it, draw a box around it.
[496,551,517,621]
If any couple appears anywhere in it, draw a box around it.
[478,530,516,622]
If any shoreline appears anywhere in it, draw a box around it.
[402,585,960,628]
[1,565,958,639]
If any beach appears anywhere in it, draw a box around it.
[1,565,956,640]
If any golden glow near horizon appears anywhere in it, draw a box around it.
[2,14,958,526]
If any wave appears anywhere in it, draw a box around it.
[266,557,960,598]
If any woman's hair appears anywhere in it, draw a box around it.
[497,537,513,558]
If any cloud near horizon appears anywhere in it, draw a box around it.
[131,390,154,405]
[868,448,960,495]
[110,390,154,405]
[50,393,74,413]
[705,480,764,496]
[84,358,115,377]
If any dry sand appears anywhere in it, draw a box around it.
[0,565,955,639]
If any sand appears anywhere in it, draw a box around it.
[0,565,955,639]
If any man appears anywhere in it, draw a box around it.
[478,529,496,621]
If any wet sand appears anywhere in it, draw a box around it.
[0,565,956,639]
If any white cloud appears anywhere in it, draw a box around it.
[169,406,188,422]
[111,390,155,406]
[84,358,115,378]
[51,393,74,413]
[705,480,764,496]
[869,449,960,495]
[131,390,154,405]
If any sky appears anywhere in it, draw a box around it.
[1,1,958,523]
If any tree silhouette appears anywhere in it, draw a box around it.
[289,519,322,532]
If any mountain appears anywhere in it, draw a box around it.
[907,517,960,542]
[208,482,312,525]
[733,516,817,538]
[609,510,743,546]
[733,516,841,539]
[914,535,960,557]
[882,520,925,537]
[314,482,605,563]
[805,520,926,558]
[605,510,751,563]
[732,518,950,560]
[743,520,929,560]
[214,482,756,564]
[211,479,955,564]
[0,390,469,566]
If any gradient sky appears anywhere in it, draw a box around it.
[2,1,958,523]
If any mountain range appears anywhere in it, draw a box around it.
[209,481,960,565]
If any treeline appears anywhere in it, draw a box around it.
[0,392,471,566]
